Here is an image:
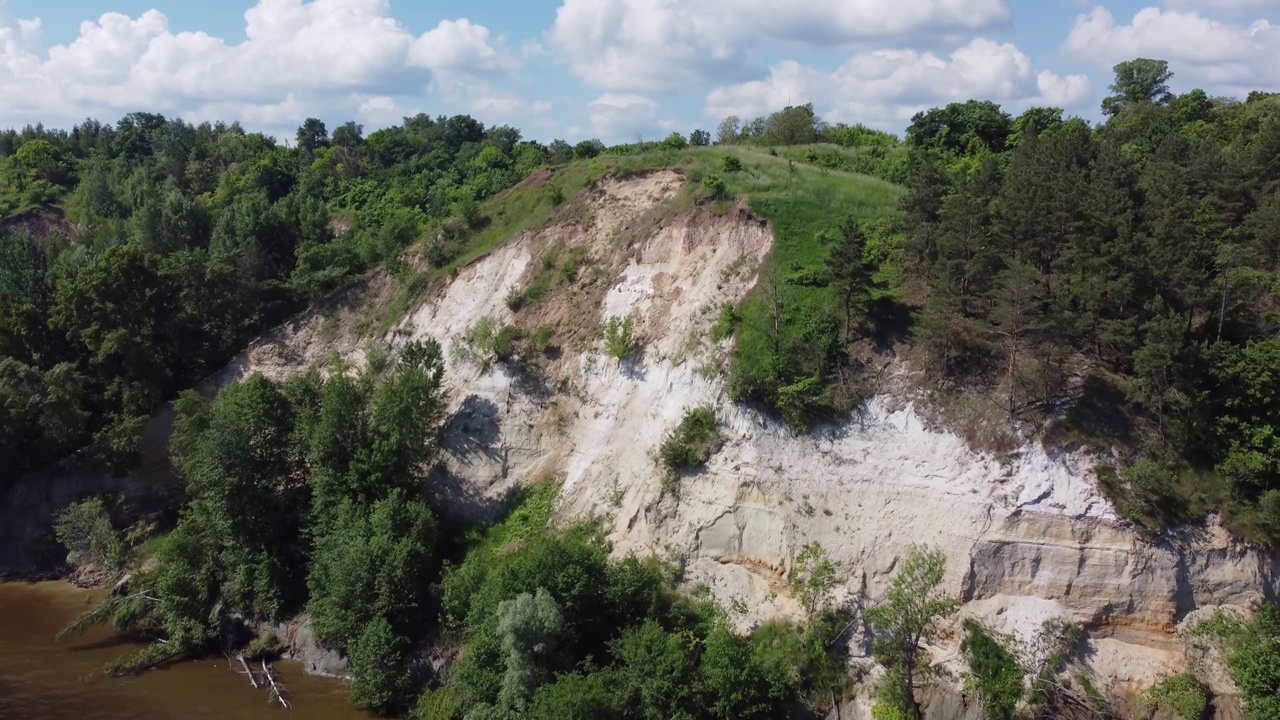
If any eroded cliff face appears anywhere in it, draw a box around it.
[15,171,1274,714]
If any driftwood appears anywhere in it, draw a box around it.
[262,660,292,710]
[236,654,260,689]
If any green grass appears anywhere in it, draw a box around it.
[383,145,904,425]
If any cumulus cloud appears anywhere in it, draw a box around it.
[586,93,670,140]
[706,39,1090,130]
[0,0,516,129]
[1163,0,1280,10]
[1064,6,1280,92]
[550,0,1012,93]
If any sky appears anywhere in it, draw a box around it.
[1,0,1278,144]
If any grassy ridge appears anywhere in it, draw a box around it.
[387,146,904,424]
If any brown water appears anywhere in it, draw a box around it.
[0,581,370,720]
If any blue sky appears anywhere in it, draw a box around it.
[1,0,1278,144]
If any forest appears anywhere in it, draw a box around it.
[4,56,1280,719]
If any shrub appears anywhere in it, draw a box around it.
[961,619,1025,720]
[244,629,280,661]
[603,316,637,361]
[713,302,738,342]
[661,132,688,150]
[702,174,729,201]
[53,497,126,570]
[453,316,524,367]
[722,155,743,173]
[1139,673,1207,720]
[547,184,565,207]
[416,685,464,720]
[658,406,723,489]
[531,326,556,355]
[349,616,411,713]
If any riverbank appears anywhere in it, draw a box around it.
[0,581,368,719]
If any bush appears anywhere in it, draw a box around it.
[416,685,464,720]
[603,316,637,361]
[453,316,524,367]
[244,629,280,660]
[722,156,743,173]
[713,302,738,342]
[1139,673,1207,720]
[547,184,565,207]
[658,406,723,488]
[53,497,126,570]
[961,619,1025,720]
[661,132,688,150]
[702,174,729,201]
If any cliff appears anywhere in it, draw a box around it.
[10,170,1273,716]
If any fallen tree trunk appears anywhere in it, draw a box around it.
[261,660,291,710]
[237,654,259,689]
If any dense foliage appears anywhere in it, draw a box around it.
[58,340,447,712]
[1192,604,1280,720]
[895,62,1280,538]
[0,112,569,486]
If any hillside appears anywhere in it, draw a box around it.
[7,72,1280,720]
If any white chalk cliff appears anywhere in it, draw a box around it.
[199,172,1276,716]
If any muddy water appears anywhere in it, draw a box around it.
[0,581,369,720]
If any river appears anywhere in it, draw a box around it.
[0,581,370,719]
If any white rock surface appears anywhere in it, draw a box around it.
[191,172,1277,712]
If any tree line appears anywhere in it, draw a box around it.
[0,111,617,486]
[897,59,1280,539]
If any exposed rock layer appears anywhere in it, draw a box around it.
[7,172,1272,716]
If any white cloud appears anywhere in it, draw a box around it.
[0,0,514,128]
[1064,6,1280,92]
[586,93,668,140]
[409,18,514,73]
[355,94,411,126]
[705,39,1090,130]
[550,0,1012,93]
[467,86,553,119]
[1164,0,1280,10]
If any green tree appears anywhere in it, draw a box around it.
[307,491,437,651]
[825,216,875,340]
[864,546,958,720]
[496,588,565,712]
[700,623,794,720]
[611,620,698,720]
[1103,58,1174,116]
[53,496,125,570]
[529,671,623,720]
[349,615,411,714]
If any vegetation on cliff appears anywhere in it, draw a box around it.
[15,55,1280,717]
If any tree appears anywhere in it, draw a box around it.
[496,588,564,712]
[690,129,711,146]
[661,132,688,150]
[295,117,329,158]
[331,121,364,150]
[825,216,875,340]
[307,491,438,651]
[790,542,840,616]
[907,100,1013,156]
[717,116,743,145]
[53,497,125,570]
[349,615,411,714]
[700,624,794,720]
[1102,58,1174,116]
[864,546,958,720]
[611,620,698,720]
[529,671,623,720]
